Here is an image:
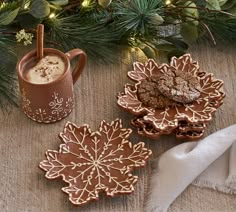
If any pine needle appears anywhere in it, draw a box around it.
[0,58,18,110]
[203,16,236,43]
[45,14,120,63]
[112,0,164,36]
[0,29,18,109]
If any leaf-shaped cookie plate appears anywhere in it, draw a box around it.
[117,54,225,140]
[39,119,152,206]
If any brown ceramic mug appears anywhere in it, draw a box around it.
[17,48,87,123]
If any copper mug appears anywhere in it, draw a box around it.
[17,48,87,123]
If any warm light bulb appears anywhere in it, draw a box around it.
[24,2,30,9]
[166,0,171,5]
[130,37,135,41]
[49,13,56,19]
[82,0,90,7]
[0,2,6,9]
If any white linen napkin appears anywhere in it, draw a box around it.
[145,124,236,212]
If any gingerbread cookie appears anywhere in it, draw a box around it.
[157,68,201,103]
[137,76,175,109]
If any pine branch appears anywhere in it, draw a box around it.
[45,14,119,62]
[0,44,18,109]
[63,0,82,11]
[0,25,18,108]
[112,0,164,36]
[202,16,236,43]
[0,70,18,108]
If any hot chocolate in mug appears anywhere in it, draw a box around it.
[17,48,87,123]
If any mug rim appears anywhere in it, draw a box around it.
[17,48,71,86]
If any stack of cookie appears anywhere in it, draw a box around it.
[117,54,225,140]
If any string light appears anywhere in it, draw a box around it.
[24,2,30,9]
[82,0,90,7]
[0,2,6,9]
[49,13,56,19]
[165,0,171,5]
[130,37,135,41]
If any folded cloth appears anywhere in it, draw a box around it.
[145,124,236,212]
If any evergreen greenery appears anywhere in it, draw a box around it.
[0,0,236,108]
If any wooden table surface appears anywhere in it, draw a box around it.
[0,42,236,212]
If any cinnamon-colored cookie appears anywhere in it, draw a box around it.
[137,76,175,109]
[157,68,201,103]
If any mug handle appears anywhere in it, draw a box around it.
[66,49,87,84]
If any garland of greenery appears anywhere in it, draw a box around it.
[0,0,236,108]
